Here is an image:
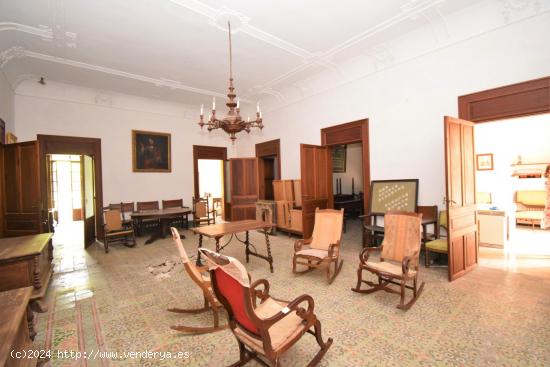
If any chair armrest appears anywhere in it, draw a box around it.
[359,246,382,264]
[261,294,315,328]
[401,250,419,274]
[328,242,340,258]
[250,279,271,304]
[294,238,312,252]
[196,265,209,273]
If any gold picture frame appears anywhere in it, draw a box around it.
[476,153,493,171]
[132,130,171,172]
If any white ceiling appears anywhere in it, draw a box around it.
[0,0,486,107]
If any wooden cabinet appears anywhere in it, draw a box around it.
[477,210,509,248]
[273,179,303,235]
[0,287,38,367]
[3,141,43,237]
[0,234,53,310]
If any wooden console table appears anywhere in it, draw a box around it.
[192,220,274,273]
[0,287,40,367]
[0,233,53,312]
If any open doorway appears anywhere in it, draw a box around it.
[256,139,281,201]
[474,114,550,274]
[193,145,228,221]
[49,154,84,247]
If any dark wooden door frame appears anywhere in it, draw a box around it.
[37,134,103,244]
[320,119,371,214]
[255,139,281,200]
[192,145,228,199]
[458,76,550,123]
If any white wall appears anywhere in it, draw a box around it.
[235,11,550,206]
[475,114,550,207]
[333,143,363,195]
[0,72,15,134]
[14,80,238,206]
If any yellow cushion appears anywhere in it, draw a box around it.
[516,211,543,220]
[516,191,546,206]
[364,260,416,277]
[425,238,448,252]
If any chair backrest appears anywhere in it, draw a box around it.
[104,209,123,231]
[476,192,492,204]
[193,197,209,218]
[120,202,135,213]
[439,210,448,230]
[381,211,422,263]
[170,227,204,285]
[163,199,183,209]
[137,201,159,211]
[200,248,258,334]
[310,208,344,250]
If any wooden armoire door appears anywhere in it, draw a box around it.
[444,116,478,281]
[230,158,259,221]
[300,144,331,239]
[3,141,44,236]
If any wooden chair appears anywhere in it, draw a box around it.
[200,248,333,367]
[425,210,448,267]
[103,208,136,253]
[167,227,226,334]
[192,197,215,227]
[135,201,160,235]
[352,211,424,310]
[292,208,344,284]
[162,199,189,229]
[107,202,135,229]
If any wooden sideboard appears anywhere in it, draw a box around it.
[0,233,53,312]
[0,287,38,367]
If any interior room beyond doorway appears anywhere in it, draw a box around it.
[198,159,224,219]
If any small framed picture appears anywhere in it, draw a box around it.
[132,130,171,172]
[476,153,493,171]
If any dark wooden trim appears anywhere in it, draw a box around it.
[255,139,281,200]
[192,145,228,198]
[458,77,550,123]
[321,119,370,215]
[37,134,104,243]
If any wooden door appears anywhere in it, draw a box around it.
[82,155,96,247]
[444,116,478,281]
[230,158,259,221]
[300,144,331,238]
[3,141,44,236]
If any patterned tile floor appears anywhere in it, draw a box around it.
[34,221,550,366]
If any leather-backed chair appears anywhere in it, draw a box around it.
[425,210,448,267]
[352,211,424,310]
[163,199,190,229]
[200,248,333,367]
[192,197,215,226]
[135,201,160,235]
[103,208,136,253]
[167,227,226,334]
[292,208,344,284]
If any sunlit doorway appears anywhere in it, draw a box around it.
[198,159,225,220]
[49,154,84,248]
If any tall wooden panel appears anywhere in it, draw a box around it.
[300,144,330,238]
[444,116,478,281]
[82,155,96,247]
[230,158,259,221]
[0,145,4,237]
[3,141,43,236]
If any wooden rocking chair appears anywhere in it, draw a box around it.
[293,208,344,284]
[200,248,333,367]
[352,211,425,310]
[167,227,226,334]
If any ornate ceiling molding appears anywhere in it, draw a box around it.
[0,46,25,67]
[0,22,52,39]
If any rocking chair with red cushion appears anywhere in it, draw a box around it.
[200,248,333,367]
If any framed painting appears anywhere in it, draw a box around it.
[476,153,493,171]
[369,179,419,215]
[0,118,5,145]
[132,130,171,172]
[332,145,346,173]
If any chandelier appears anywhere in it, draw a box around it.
[198,22,263,143]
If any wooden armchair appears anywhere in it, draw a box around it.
[200,248,333,367]
[163,199,190,229]
[352,211,424,310]
[135,200,160,235]
[292,208,344,284]
[167,227,226,334]
[107,202,135,229]
[192,197,215,227]
[425,210,448,267]
[103,208,136,253]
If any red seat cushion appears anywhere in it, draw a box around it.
[215,268,258,334]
